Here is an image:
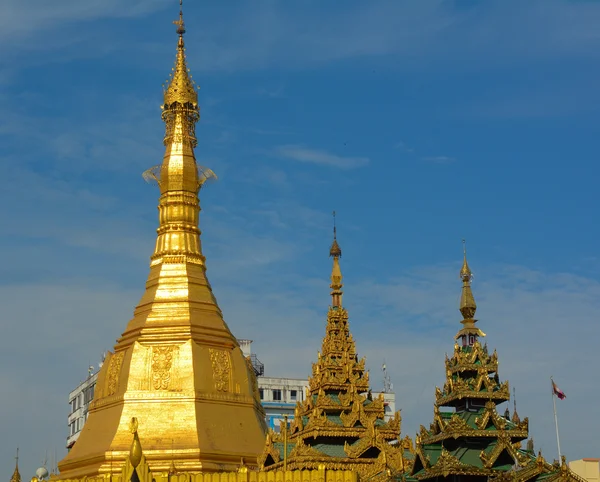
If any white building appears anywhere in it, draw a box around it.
[66,341,396,447]
[67,365,101,449]
[258,376,310,431]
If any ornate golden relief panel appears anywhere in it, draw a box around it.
[208,348,231,392]
[133,344,181,391]
[152,345,174,390]
[107,351,125,396]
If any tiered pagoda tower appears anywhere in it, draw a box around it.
[409,247,584,482]
[57,4,266,478]
[260,226,410,481]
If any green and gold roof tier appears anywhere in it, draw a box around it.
[259,227,413,481]
[56,4,266,478]
[407,247,585,482]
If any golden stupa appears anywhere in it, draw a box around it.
[57,3,267,477]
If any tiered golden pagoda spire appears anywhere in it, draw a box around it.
[260,222,410,481]
[57,2,266,477]
[410,246,585,482]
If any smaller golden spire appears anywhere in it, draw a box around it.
[330,211,343,308]
[459,240,476,320]
[512,387,521,424]
[330,211,342,258]
[455,240,485,343]
[10,448,20,482]
[459,239,472,282]
[168,460,177,478]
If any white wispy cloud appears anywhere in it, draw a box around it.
[3,0,600,76]
[178,0,600,73]
[395,141,415,153]
[274,145,370,169]
[0,0,169,41]
[421,155,455,163]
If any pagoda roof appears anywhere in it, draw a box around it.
[259,233,412,482]
[404,251,586,482]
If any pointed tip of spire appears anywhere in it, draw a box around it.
[330,211,342,257]
[329,212,343,307]
[460,239,472,282]
[10,448,21,482]
[164,0,197,107]
[458,240,477,321]
[175,0,185,36]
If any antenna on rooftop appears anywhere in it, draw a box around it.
[382,360,393,393]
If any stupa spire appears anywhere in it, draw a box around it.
[330,211,343,308]
[459,239,476,319]
[10,448,20,482]
[57,3,266,477]
[164,0,197,112]
[455,240,485,345]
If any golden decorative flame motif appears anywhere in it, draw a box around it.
[151,346,174,391]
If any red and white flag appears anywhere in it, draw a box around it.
[552,380,566,400]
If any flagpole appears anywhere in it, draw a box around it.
[551,377,562,461]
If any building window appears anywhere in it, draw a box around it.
[259,389,264,400]
[84,384,95,404]
[273,389,282,401]
[290,390,297,400]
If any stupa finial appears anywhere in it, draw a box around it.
[330,211,342,258]
[10,448,21,482]
[330,212,343,308]
[460,239,472,282]
[459,239,477,320]
[163,0,198,114]
[455,240,485,344]
[512,387,521,424]
[174,0,185,36]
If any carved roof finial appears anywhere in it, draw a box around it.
[454,241,485,341]
[512,387,521,424]
[330,211,342,258]
[460,239,472,281]
[329,212,343,308]
[459,239,477,320]
[10,448,20,482]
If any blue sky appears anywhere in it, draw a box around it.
[1,0,600,476]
